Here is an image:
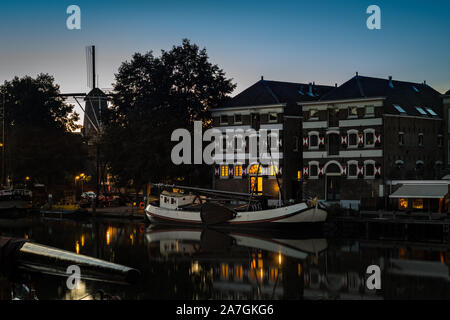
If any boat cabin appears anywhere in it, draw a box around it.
[160,191,197,210]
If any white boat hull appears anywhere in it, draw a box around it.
[145,202,327,228]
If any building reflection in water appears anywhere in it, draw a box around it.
[0,217,449,300]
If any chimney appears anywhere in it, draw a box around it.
[356,72,359,77]
[309,82,313,95]
[335,83,338,87]
[261,76,264,81]
[388,76,394,88]
[423,80,427,86]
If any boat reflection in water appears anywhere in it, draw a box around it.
[1,218,449,300]
[145,226,328,299]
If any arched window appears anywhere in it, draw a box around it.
[309,161,319,179]
[347,160,358,179]
[364,129,375,147]
[347,130,358,148]
[364,160,376,179]
[308,131,319,149]
[248,164,262,175]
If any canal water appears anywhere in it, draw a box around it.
[0,216,449,300]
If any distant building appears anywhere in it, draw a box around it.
[301,74,444,210]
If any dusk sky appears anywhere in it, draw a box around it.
[1,0,450,118]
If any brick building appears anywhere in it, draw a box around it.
[210,78,334,204]
[443,89,450,169]
[301,74,444,210]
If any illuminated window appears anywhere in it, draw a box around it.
[297,170,302,181]
[234,165,243,177]
[269,165,278,176]
[220,165,229,177]
[235,265,243,281]
[248,164,262,175]
[250,177,263,194]
[412,199,423,209]
[399,198,408,210]
[221,264,229,279]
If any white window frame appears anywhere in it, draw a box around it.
[364,105,375,118]
[347,160,359,180]
[364,160,376,179]
[308,131,320,150]
[347,106,358,119]
[309,161,319,180]
[364,128,376,148]
[309,109,319,120]
[347,129,359,149]
[268,112,278,123]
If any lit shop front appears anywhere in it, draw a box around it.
[389,183,448,213]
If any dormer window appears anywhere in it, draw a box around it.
[415,107,427,116]
[393,104,406,114]
[425,108,438,116]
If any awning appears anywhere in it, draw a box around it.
[389,184,448,199]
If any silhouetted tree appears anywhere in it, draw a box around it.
[1,74,87,186]
[100,39,235,192]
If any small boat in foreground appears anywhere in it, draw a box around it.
[145,184,327,231]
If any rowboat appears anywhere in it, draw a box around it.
[145,184,327,231]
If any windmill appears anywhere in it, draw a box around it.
[60,45,112,208]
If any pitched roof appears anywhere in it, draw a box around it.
[220,79,335,108]
[319,75,443,117]
[446,89,450,95]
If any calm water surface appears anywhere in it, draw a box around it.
[0,216,449,300]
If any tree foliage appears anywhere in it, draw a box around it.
[100,39,235,191]
[1,74,87,186]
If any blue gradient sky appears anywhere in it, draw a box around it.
[1,0,450,115]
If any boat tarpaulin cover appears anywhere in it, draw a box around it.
[389,184,448,199]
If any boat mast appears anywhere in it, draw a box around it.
[246,162,261,211]
[1,92,5,187]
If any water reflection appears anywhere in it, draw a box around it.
[0,217,449,300]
